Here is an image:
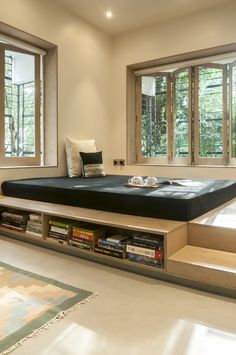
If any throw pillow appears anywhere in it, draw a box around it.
[80,151,106,177]
[65,138,97,177]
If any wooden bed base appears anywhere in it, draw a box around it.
[1,195,236,297]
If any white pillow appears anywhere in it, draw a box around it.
[66,138,97,177]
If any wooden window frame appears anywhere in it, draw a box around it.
[194,63,227,166]
[172,67,192,165]
[0,43,41,166]
[135,72,171,164]
[229,61,236,165]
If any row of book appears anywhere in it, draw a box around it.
[0,211,164,269]
[0,210,29,232]
[0,210,42,237]
[47,219,164,268]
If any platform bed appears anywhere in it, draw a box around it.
[1,176,236,297]
[2,175,236,221]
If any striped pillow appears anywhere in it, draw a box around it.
[80,151,106,178]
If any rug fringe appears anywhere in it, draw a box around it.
[0,293,97,355]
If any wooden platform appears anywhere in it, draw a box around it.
[167,198,236,292]
[2,195,236,296]
[167,245,236,290]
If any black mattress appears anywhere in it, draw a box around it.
[2,175,236,221]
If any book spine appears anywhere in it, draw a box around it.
[130,241,163,250]
[97,242,125,251]
[69,236,93,245]
[49,220,71,229]
[94,246,127,259]
[50,225,68,235]
[126,244,163,259]
[0,223,25,232]
[128,253,163,268]
[132,236,163,246]
[26,227,42,234]
[49,232,68,240]
[26,231,42,237]
[68,240,93,250]
[72,231,95,241]
[29,214,42,222]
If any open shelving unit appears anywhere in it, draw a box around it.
[0,195,187,278]
[2,195,236,297]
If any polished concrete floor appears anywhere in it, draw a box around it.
[1,235,236,355]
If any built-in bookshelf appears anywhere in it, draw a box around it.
[3,195,236,297]
[0,196,187,276]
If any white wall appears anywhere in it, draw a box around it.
[1,0,236,184]
[0,0,112,185]
[110,0,236,179]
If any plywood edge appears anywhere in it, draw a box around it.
[0,196,185,234]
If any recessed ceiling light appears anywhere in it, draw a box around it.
[106,11,113,18]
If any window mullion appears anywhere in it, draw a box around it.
[0,46,5,163]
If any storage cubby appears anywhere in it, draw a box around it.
[0,196,187,277]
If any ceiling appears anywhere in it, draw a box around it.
[51,0,231,36]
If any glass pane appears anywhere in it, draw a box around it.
[4,50,35,157]
[198,66,223,158]
[231,65,236,158]
[174,69,190,158]
[141,75,167,157]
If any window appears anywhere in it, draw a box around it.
[0,24,58,168]
[0,43,43,166]
[132,51,236,166]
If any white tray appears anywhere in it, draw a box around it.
[124,183,159,189]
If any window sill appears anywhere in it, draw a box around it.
[129,163,236,168]
[0,165,58,170]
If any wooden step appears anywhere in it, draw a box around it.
[167,245,236,290]
[189,198,236,253]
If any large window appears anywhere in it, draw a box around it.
[134,53,236,166]
[0,43,42,166]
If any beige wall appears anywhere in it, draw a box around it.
[110,0,236,179]
[1,0,236,184]
[0,0,112,185]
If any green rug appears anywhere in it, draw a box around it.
[0,261,94,354]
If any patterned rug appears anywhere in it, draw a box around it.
[0,261,94,354]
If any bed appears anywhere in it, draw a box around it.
[2,175,236,221]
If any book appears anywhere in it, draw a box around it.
[94,246,127,259]
[68,239,93,250]
[130,240,163,252]
[72,224,105,239]
[132,233,163,246]
[49,232,68,240]
[1,220,27,228]
[27,220,42,228]
[26,226,42,234]
[50,225,68,235]
[106,234,129,244]
[69,236,93,246]
[71,230,95,241]
[2,211,28,221]
[49,220,71,229]
[97,238,125,250]
[29,213,42,222]
[26,230,42,237]
[128,253,163,268]
[126,244,163,260]
[0,223,25,232]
